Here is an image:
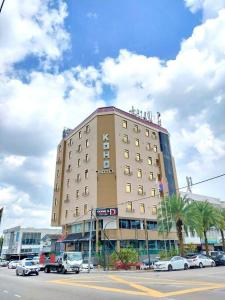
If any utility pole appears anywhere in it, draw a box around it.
[144,219,151,267]
[88,209,93,273]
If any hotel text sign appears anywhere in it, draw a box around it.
[103,133,110,169]
[96,208,118,217]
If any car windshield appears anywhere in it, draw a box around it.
[67,252,82,261]
[25,261,35,266]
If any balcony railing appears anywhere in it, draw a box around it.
[126,208,135,213]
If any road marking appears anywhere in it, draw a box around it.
[3,290,9,293]
[49,279,146,296]
[14,295,21,298]
[48,275,225,298]
[109,275,164,298]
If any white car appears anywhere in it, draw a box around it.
[185,254,215,268]
[154,256,189,271]
[16,261,39,276]
[8,261,19,269]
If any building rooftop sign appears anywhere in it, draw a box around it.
[96,208,118,217]
[129,106,162,126]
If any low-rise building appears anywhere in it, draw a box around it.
[1,226,61,260]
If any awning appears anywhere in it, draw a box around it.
[79,232,96,241]
[62,233,82,243]
[62,233,96,243]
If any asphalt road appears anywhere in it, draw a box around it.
[1,266,225,300]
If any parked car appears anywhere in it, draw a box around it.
[154,256,189,271]
[0,260,9,267]
[16,261,39,276]
[213,254,225,266]
[8,260,19,269]
[185,254,215,268]
[140,258,158,270]
[210,251,224,260]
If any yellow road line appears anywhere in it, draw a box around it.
[48,279,147,297]
[109,275,164,298]
[164,285,225,297]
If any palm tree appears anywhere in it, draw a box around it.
[215,208,225,252]
[190,201,220,255]
[157,194,192,256]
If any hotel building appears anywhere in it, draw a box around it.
[51,107,178,254]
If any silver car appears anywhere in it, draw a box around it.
[16,261,39,276]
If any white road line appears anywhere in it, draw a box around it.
[14,294,22,298]
[3,290,9,293]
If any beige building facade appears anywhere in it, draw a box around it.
[51,107,178,254]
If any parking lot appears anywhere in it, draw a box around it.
[1,265,225,300]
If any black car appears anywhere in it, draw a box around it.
[213,255,225,266]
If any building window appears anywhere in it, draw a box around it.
[65,194,69,201]
[54,198,57,206]
[133,124,139,133]
[136,153,141,161]
[79,131,82,139]
[84,204,88,215]
[85,125,90,133]
[131,220,141,229]
[67,164,71,172]
[151,188,156,197]
[56,170,59,177]
[138,185,144,195]
[122,134,129,143]
[146,143,151,150]
[124,165,131,175]
[153,145,157,153]
[76,190,79,198]
[152,131,157,139]
[140,203,145,214]
[145,129,149,137]
[84,186,89,195]
[77,159,81,167]
[146,221,157,230]
[58,145,62,152]
[67,179,70,188]
[86,139,89,148]
[119,219,130,229]
[85,154,89,162]
[65,210,68,218]
[135,139,140,147]
[85,169,88,179]
[76,173,81,182]
[77,144,82,152]
[69,138,73,146]
[75,207,79,217]
[149,172,154,180]
[137,169,142,178]
[125,183,131,193]
[122,120,127,128]
[53,213,56,221]
[126,201,132,212]
[124,149,129,159]
[148,157,152,165]
[152,205,157,215]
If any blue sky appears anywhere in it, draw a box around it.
[0,0,225,230]
[64,0,202,68]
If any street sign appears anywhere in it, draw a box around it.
[96,208,118,217]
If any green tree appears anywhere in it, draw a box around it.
[215,208,225,252]
[190,201,220,255]
[157,194,193,256]
[111,248,138,265]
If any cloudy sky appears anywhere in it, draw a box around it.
[0,0,225,232]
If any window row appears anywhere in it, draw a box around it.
[64,186,89,202]
[122,120,157,138]
[122,135,158,151]
[66,154,90,171]
[124,166,158,180]
[125,201,157,214]
[67,125,91,147]
[119,219,157,230]
[124,150,159,164]
[65,203,88,219]
[125,184,157,196]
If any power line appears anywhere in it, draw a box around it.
[179,173,225,190]
[0,0,6,13]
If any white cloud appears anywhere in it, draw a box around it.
[0,0,69,73]
[185,0,225,19]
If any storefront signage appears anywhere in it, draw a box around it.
[96,208,118,217]
[103,133,110,169]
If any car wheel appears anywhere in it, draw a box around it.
[16,270,19,276]
[22,270,26,276]
[199,262,203,268]
[75,269,80,274]
[44,267,50,273]
[184,263,188,270]
[211,262,215,267]
[168,264,173,271]
[36,272,39,276]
